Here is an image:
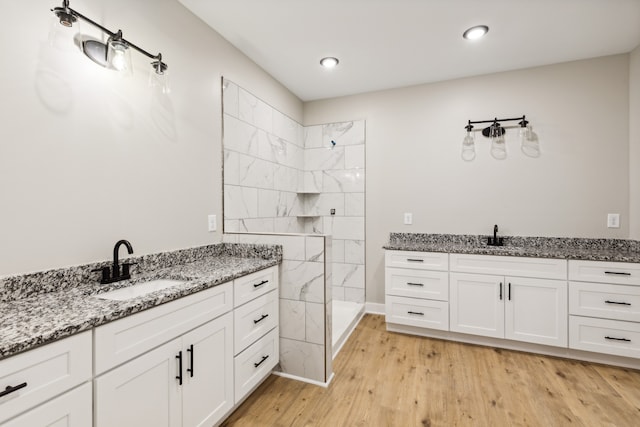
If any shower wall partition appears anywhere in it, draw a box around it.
[222,78,364,383]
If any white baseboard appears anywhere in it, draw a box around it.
[272,371,333,388]
[365,302,385,315]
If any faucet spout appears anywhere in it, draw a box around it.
[487,224,503,246]
[113,239,134,279]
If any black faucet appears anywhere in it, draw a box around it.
[487,224,504,246]
[93,239,135,284]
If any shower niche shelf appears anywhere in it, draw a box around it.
[296,190,321,219]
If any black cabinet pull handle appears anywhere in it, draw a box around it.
[0,382,27,398]
[605,300,631,306]
[254,355,269,368]
[254,313,269,324]
[407,311,424,316]
[499,282,503,300]
[604,271,631,276]
[605,336,631,342]
[406,259,424,263]
[186,344,194,378]
[176,351,183,385]
[253,280,269,288]
[406,282,424,287]
[508,283,511,301]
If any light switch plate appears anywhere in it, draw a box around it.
[607,213,620,228]
[208,214,217,232]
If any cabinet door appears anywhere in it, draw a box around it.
[505,277,568,347]
[182,312,234,427]
[2,383,91,427]
[450,273,504,338]
[94,338,182,427]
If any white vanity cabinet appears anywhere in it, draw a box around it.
[569,260,640,358]
[384,251,449,330]
[1,383,92,427]
[0,332,92,426]
[449,254,568,347]
[232,267,279,404]
[94,281,234,427]
[94,312,234,427]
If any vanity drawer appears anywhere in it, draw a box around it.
[450,253,567,280]
[569,281,640,322]
[569,260,640,286]
[234,290,278,354]
[569,316,640,359]
[234,266,278,307]
[385,251,448,271]
[234,327,278,403]
[2,382,92,427]
[385,268,448,301]
[385,295,449,331]
[94,281,233,374]
[0,331,91,424]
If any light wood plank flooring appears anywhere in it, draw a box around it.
[222,314,640,426]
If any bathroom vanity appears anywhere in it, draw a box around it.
[384,233,640,370]
[0,243,280,427]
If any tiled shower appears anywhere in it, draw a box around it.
[221,78,365,383]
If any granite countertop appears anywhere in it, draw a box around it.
[383,233,640,263]
[0,244,281,360]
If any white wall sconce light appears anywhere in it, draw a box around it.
[462,116,540,161]
[51,0,168,78]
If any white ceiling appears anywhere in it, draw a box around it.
[178,0,640,101]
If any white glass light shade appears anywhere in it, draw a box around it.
[461,131,476,161]
[490,133,507,160]
[520,125,540,157]
[149,66,170,95]
[48,14,81,53]
[107,39,132,75]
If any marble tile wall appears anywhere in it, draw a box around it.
[222,79,365,382]
[223,79,305,234]
[223,232,331,383]
[303,121,366,303]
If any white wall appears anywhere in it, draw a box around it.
[0,0,302,275]
[630,45,640,240]
[304,55,631,304]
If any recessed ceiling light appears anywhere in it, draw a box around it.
[463,25,489,40]
[320,57,339,68]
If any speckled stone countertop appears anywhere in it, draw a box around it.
[384,233,640,263]
[0,243,282,360]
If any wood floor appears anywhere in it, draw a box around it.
[222,314,640,427]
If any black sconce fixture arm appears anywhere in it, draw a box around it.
[465,116,529,138]
[51,0,167,73]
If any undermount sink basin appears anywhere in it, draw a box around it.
[95,279,185,301]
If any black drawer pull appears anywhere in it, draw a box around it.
[407,311,424,316]
[604,271,631,276]
[605,300,631,306]
[406,259,424,263]
[253,280,269,288]
[176,351,183,385]
[254,355,269,368]
[406,282,424,287]
[605,336,631,342]
[508,282,511,301]
[254,313,269,324]
[499,282,503,300]
[186,344,194,378]
[0,382,27,398]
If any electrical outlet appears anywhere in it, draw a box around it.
[404,213,413,225]
[607,213,620,229]
[208,214,217,232]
